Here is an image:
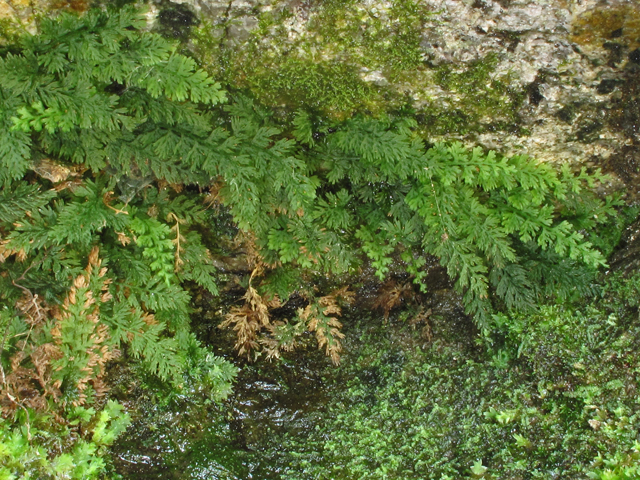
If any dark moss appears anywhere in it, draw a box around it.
[491,30,522,53]
[527,82,544,106]
[603,145,640,185]
[608,67,640,141]
[156,2,198,41]
[596,78,621,94]
[603,42,625,67]
[609,27,623,39]
[556,104,579,124]
[417,110,476,136]
[575,121,604,143]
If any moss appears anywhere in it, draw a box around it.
[192,0,433,118]
[242,57,389,118]
[413,54,526,137]
[156,2,199,41]
[263,274,640,479]
[304,0,433,78]
[192,3,525,133]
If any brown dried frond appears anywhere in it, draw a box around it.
[317,295,342,316]
[168,212,186,272]
[204,181,224,209]
[259,320,304,361]
[102,191,129,215]
[15,249,27,262]
[1,240,26,263]
[301,295,346,365]
[220,304,264,358]
[147,204,159,218]
[409,307,433,341]
[92,377,110,399]
[30,343,63,394]
[219,263,291,360]
[264,293,282,309]
[87,246,101,269]
[0,240,12,263]
[9,351,26,372]
[243,285,270,326]
[141,312,158,326]
[51,251,119,406]
[169,183,184,193]
[1,342,62,415]
[373,280,414,320]
[115,231,132,246]
[259,325,282,362]
[15,291,48,326]
[1,381,48,415]
[330,286,356,305]
[1,248,119,414]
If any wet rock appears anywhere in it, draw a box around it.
[157,2,199,40]
[603,146,640,202]
[603,42,625,67]
[597,79,621,95]
[226,15,259,43]
[210,254,251,273]
[609,216,640,276]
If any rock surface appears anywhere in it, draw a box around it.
[209,0,639,185]
[2,0,639,196]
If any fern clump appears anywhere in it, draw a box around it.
[270,113,615,329]
[0,7,238,477]
[0,5,615,368]
[0,3,618,458]
[205,104,615,361]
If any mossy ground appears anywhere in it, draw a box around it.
[111,266,640,479]
[263,274,640,479]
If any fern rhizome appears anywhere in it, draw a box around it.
[0,6,617,475]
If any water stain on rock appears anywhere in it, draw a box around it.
[571,4,640,52]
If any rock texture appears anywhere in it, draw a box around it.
[182,0,639,186]
[2,0,639,196]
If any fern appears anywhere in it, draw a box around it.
[0,182,56,223]
[0,5,617,380]
[178,231,219,296]
[294,118,613,326]
[0,5,237,406]
[130,215,175,286]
